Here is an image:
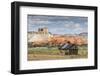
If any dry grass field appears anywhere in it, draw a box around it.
[28,46,88,61]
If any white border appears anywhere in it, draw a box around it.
[20,6,95,70]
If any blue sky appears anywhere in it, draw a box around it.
[28,15,88,35]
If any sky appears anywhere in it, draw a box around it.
[28,15,88,35]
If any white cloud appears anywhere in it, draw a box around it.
[31,18,51,24]
[32,20,50,24]
[64,21,87,33]
[64,21,81,29]
[74,23,80,28]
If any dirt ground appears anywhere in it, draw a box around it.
[28,53,88,61]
